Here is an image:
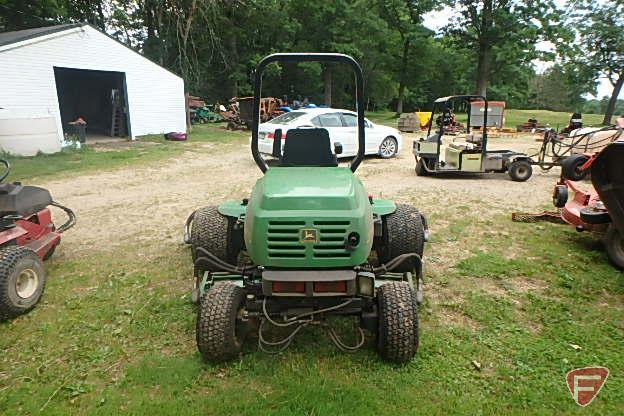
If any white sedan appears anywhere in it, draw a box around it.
[257,107,403,158]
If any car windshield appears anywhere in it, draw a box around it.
[267,111,306,124]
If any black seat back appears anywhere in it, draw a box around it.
[281,128,338,167]
[0,184,52,217]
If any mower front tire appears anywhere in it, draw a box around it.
[196,282,246,362]
[0,246,46,321]
[377,281,419,363]
[191,206,230,267]
[381,204,425,272]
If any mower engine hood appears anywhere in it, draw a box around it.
[244,166,373,268]
[591,140,624,233]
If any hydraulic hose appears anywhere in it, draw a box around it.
[51,201,76,233]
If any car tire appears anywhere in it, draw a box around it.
[377,281,419,363]
[196,282,246,362]
[604,224,624,270]
[0,246,46,321]
[508,160,532,182]
[380,204,425,272]
[553,185,568,208]
[561,154,590,181]
[379,137,398,159]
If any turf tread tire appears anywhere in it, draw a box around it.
[196,282,245,362]
[191,206,229,264]
[382,204,425,272]
[0,246,46,321]
[377,281,419,363]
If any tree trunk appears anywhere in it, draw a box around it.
[603,74,624,125]
[475,0,493,97]
[324,65,332,107]
[396,39,411,116]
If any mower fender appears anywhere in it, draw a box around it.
[371,198,396,216]
[217,200,247,219]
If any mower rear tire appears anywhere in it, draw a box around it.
[508,160,532,182]
[191,206,230,267]
[377,281,419,363]
[381,204,425,272]
[196,282,246,362]
[604,225,624,270]
[0,246,46,321]
[561,154,589,181]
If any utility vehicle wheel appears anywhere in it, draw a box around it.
[377,281,419,363]
[381,204,425,272]
[415,158,430,176]
[561,154,589,181]
[0,247,46,321]
[379,137,398,159]
[604,225,624,270]
[508,160,532,182]
[191,206,229,267]
[196,282,246,362]
[553,185,568,208]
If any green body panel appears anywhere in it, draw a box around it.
[371,198,396,216]
[218,199,247,218]
[418,141,438,155]
[245,167,373,268]
[461,153,482,171]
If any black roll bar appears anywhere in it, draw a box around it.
[251,53,366,173]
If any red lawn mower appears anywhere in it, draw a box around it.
[0,160,75,321]
[552,140,624,268]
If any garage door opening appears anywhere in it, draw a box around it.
[54,67,131,141]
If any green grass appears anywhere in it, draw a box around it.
[1,214,622,415]
[4,125,247,183]
[369,109,606,130]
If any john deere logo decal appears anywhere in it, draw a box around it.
[300,228,319,244]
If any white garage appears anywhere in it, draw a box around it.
[0,23,186,156]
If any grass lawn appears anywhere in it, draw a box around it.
[369,109,606,130]
[4,125,247,183]
[1,214,622,414]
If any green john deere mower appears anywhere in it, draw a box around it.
[184,53,428,363]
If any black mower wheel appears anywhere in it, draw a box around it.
[604,225,624,270]
[580,207,611,224]
[415,158,430,176]
[379,137,398,159]
[377,281,419,363]
[553,185,568,208]
[561,154,589,181]
[191,206,230,266]
[0,246,46,321]
[508,160,533,182]
[196,282,246,362]
[380,204,425,272]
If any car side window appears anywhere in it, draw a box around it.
[311,116,323,127]
[342,113,358,127]
[317,113,344,128]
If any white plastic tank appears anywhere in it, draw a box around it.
[0,108,61,156]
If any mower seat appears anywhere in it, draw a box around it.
[280,128,338,167]
[0,183,52,217]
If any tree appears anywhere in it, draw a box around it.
[570,2,624,124]
[445,0,560,97]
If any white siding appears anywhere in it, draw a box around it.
[0,25,185,153]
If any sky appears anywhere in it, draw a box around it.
[422,3,617,100]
